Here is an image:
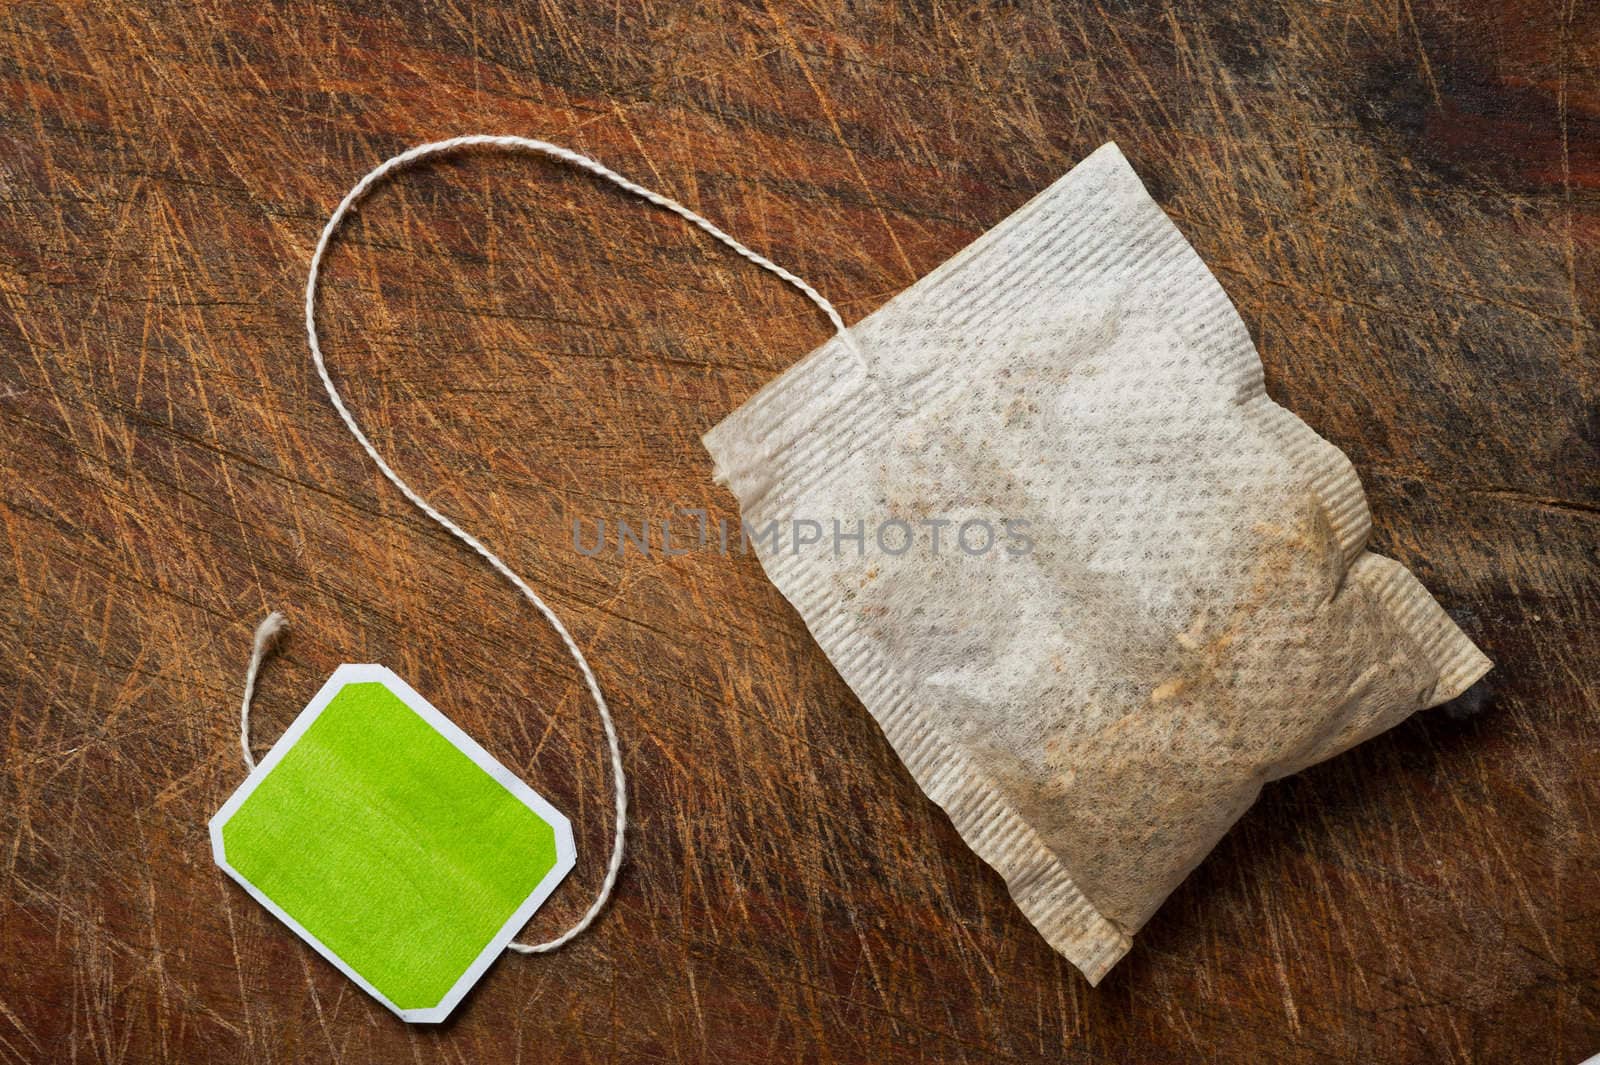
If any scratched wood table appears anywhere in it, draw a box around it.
[2,2,1596,1062]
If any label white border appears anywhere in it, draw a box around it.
[209,664,577,1023]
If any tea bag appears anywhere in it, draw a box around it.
[703,142,1491,983]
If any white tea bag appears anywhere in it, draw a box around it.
[703,143,1490,984]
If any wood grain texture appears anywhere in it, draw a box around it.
[0,1,1596,1061]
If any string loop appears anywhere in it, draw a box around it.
[267,135,857,954]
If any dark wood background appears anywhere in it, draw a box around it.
[1,1,1596,1061]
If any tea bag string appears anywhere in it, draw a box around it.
[239,135,863,956]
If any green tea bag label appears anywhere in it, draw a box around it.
[210,664,575,1022]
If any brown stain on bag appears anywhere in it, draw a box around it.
[1007,499,1443,933]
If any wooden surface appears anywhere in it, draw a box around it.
[1,1,1596,1061]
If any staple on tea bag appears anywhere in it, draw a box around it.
[703,142,1491,983]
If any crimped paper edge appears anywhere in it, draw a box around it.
[1247,400,1492,704]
